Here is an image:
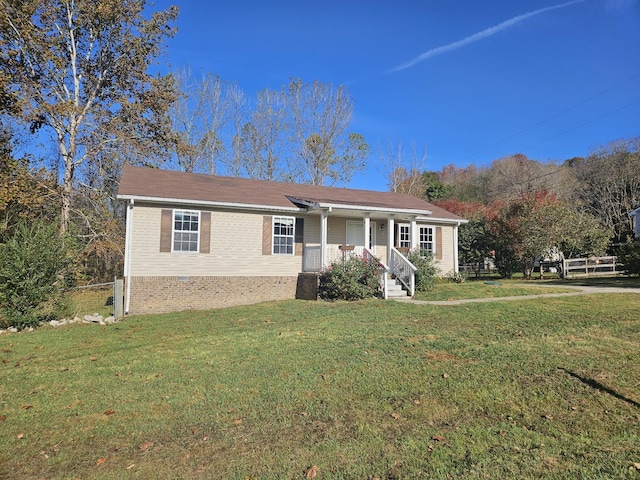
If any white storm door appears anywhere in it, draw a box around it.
[346,221,376,252]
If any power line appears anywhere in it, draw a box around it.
[460,72,640,162]
[521,98,640,151]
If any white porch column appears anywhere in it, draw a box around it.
[363,213,371,250]
[410,216,417,250]
[387,215,395,266]
[320,209,329,268]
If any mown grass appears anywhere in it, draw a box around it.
[0,286,639,479]
[414,279,575,301]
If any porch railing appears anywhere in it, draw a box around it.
[302,245,391,299]
[302,245,367,272]
[390,247,417,297]
[363,247,390,300]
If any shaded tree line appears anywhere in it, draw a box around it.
[384,139,640,278]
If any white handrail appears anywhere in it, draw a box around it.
[390,247,417,297]
[363,247,389,299]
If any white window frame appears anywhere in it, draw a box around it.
[418,225,434,253]
[172,209,200,253]
[398,223,411,249]
[273,215,295,255]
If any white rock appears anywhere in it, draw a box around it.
[104,316,116,324]
[8,327,18,333]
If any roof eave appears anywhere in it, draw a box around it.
[305,200,433,217]
[116,194,306,214]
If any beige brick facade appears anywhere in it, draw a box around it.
[127,275,298,314]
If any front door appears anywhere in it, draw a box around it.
[346,221,376,252]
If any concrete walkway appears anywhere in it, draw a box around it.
[392,283,640,306]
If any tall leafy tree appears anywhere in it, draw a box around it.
[0,0,179,233]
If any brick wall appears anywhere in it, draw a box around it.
[127,275,298,314]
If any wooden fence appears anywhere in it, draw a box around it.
[562,256,620,279]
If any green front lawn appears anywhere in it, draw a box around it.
[0,287,639,478]
[414,280,575,301]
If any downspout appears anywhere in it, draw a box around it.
[454,221,460,272]
[124,199,134,314]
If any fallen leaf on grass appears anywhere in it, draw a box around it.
[138,441,154,451]
[442,373,449,379]
[126,464,135,470]
[391,412,401,419]
[0,415,6,422]
[233,419,243,425]
[96,457,107,466]
[17,433,25,439]
[23,405,33,410]
[431,435,447,442]
[90,357,97,361]
[305,464,319,478]
[104,409,115,416]
[633,463,640,470]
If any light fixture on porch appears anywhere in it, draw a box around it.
[379,224,384,231]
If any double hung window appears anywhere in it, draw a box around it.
[173,210,200,252]
[273,216,295,255]
[419,226,434,252]
[398,224,411,249]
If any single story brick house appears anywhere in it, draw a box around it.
[117,165,466,314]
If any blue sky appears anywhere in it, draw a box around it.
[150,0,640,191]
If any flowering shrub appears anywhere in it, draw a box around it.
[406,249,438,292]
[319,255,382,301]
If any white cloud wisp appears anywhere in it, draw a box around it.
[390,0,585,73]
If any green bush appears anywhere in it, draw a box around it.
[445,270,466,283]
[617,239,640,276]
[319,255,382,301]
[406,249,438,292]
[0,219,75,330]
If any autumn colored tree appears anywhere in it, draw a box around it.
[379,141,426,195]
[0,122,59,241]
[0,0,179,234]
[489,192,609,278]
